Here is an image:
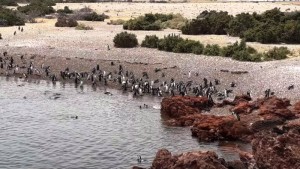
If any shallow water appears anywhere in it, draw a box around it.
[0,77,250,169]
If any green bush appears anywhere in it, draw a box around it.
[144,34,204,54]
[75,23,93,30]
[157,34,184,52]
[141,35,159,48]
[203,44,221,56]
[181,10,232,35]
[0,0,18,6]
[264,47,290,60]
[113,32,138,48]
[221,40,262,61]
[140,34,290,62]
[82,12,108,21]
[57,6,73,14]
[161,13,187,30]
[0,6,25,26]
[227,13,258,37]
[173,39,203,53]
[55,15,78,27]
[123,13,175,31]
[17,0,55,16]
[180,8,300,44]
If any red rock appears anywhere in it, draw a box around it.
[233,95,252,104]
[292,101,300,115]
[162,96,298,142]
[161,96,213,119]
[231,102,254,115]
[257,96,295,120]
[150,149,231,169]
[191,115,252,142]
[217,95,252,107]
[252,129,300,169]
[132,167,146,169]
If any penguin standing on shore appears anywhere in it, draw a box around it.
[232,111,240,121]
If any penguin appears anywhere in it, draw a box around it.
[232,111,240,121]
[288,85,294,90]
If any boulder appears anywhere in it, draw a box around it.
[257,96,294,120]
[252,128,300,169]
[161,96,213,119]
[292,101,300,115]
[150,149,234,169]
[191,115,252,142]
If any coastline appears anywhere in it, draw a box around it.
[1,50,300,102]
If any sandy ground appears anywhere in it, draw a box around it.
[1,2,300,101]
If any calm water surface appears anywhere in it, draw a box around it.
[0,77,250,169]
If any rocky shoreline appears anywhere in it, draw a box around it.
[133,95,300,169]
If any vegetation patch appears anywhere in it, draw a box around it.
[141,35,159,48]
[181,8,300,44]
[108,19,125,25]
[141,34,291,62]
[181,11,232,35]
[55,15,78,27]
[0,0,18,6]
[17,0,56,16]
[123,13,175,31]
[0,6,25,26]
[113,32,138,48]
[72,7,108,22]
[57,6,73,14]
[75,23,93,30]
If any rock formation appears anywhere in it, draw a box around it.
[161,95,298,142]
[148,149,246,169]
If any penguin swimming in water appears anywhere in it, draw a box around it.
[137,155,146,163]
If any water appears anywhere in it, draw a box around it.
[0,77,250,169]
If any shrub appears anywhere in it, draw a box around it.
[123,16,161,30]
[179,8,300,44]
[55,15,78,27]
[173,39,203,53]
[0,0,18,6]
[157,34,184,52]
[17,1,55,16]
[123,13,175,31]
[203,44,221,56]
[57,6,73,14]
[141,35,159,48]
[83,12,108,21]
[161,13,187,30]
[0,6,25,26]
[181,10,232,35]
[221,41,240,57]
[108,19,125,25]
[79,6,93,13]
[75,23,93,30]
[72,10,108,22]
[227,13,258,37]
[264,47,290,60]
[192,43,204,55]
[113,32,138,48]
[221,40,262,61]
